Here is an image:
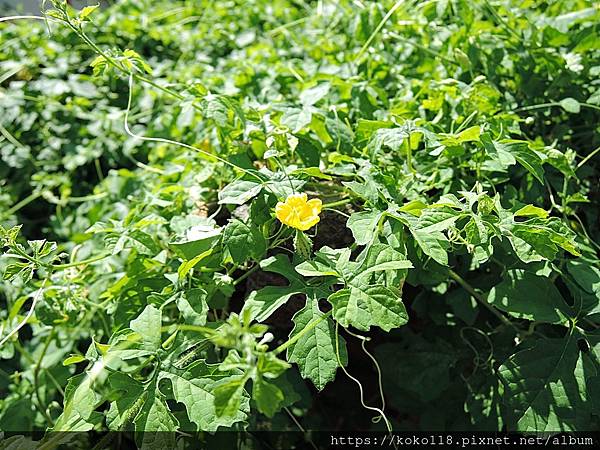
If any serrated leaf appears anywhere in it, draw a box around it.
[223,219,266,264]
[218,180,263,205]
[252,378,284,417]
[505,142,545,185]
[159,363,248,431]
[134,389,178,448]
[287,298,347,390]
[346,210,383,246]
[130,305,162,350]
[488,269,569,324]
[213,376,248,418]
[328,284,408,332]
[499,334,596,431]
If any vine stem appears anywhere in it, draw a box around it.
[1,191,43,218]
[34,328,56,426]
[448,269,520,333]
[232,263,261,286]
[122,74,269,187]
[274,310,332,355]
[355,0,408,61]
[0,15,47,22]
[322,198,352,209]
[577,144,600,169]
[514,101,600,113]
[51,252,111,269]
[0,279,48,348]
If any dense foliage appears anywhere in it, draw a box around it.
[1,0,600,447]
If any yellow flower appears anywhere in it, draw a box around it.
[275,193,322,231]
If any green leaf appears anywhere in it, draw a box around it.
[398,200,426,217]
[130,305,162,350]
[455,125,481,143]
[299,83,330,106]
[281,107,312,132]
[170,225,221,260]
[178,248,214,279]
[514,204,549,219]
[213,376,248,417]
[252,378,284,417]
[295,260,340,277]
[559,97,581,113]
[106,372,145,430]
[411,230,449,266]
[62,355,86,366]
[79,4,100,21]
[243,286,301,322]
[346,210,383,246]
[176,289,209,326]
[159,362,248,431]
[505,142,545,185]
[499,334,596,431]
[52,372,98,431]
[328,284,408,332]
[223,219,267,264]
[287,298,347,390]
[134,389,178,447]
[218,180,263,205]
[488,270,569,324]
[242,254,330,322]
[368,127,409,153]
[358,243,413,276]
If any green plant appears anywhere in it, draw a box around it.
[1,0,599,447]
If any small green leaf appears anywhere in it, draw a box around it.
[514,204,549,219]
[456,125,480,143]
[213,376,248,417]
[253,379,284,417]
[62,355,86,366]
[79,4,99,21]
[130,305,162,350]
[218,180,263,205]
[559,97,581,113]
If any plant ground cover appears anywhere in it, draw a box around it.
[1,0,600,447]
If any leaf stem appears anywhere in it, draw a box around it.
[51,252,111,270]
[577,144,600,170]
[34,329,56,427]
[2,191,43,218]
[233,263,261,286]
[274,310,332,355]
[322,198,352,209]
[448,269,519,333]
